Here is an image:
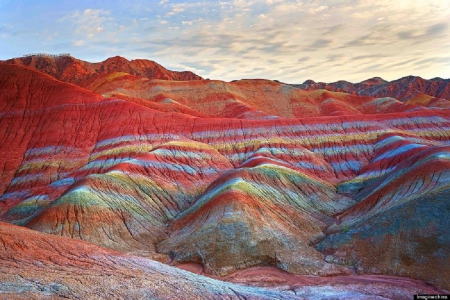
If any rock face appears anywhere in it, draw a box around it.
[1,221,442,299]
[294,76,450,106]
[1,57,450,296]
[318,139,450,289]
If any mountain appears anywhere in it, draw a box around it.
[0,56,449,297]
[5,54,203,85]
[294,76,450,106]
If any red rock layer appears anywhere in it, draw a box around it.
[1,61,450,292]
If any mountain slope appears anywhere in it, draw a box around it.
[1,59,450,293]
[2,221,443,299]
[83,73,425,119]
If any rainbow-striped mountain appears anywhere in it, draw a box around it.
[0,55,449,299]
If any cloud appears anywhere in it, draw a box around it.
[298,56,310,63]
[3,0,450,82]
[352,54,388,60]
[397,22,449,44]
[426,22,448,35]
[344,35,370,47]
[327,54,344,62]
[165,2,211,17]
[73,39,85,47]
[322,24,345,35]
[0,23,13,32]
[413,56,450,66]
[303,39,333,51]
[397,30,414,40]
[143,0,450,82]
[354,63,383,74]
[62,9,111,38]
[384,58,418,69]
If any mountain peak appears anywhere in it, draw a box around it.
[4,55,203,85]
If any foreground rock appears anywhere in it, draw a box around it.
[0,222,444,299]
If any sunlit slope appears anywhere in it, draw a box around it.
[85,73,425,119]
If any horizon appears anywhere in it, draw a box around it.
[1,0,449,83]
[5,53,449,84]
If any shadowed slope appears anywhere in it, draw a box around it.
[317,139,450,290]
[158,164,354,276]
[0,221,444,299]
[0,221,295,299]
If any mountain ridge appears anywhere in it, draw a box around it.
[4,54,203,85]
[293,75,450,104]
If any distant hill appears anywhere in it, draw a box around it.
[4,54,203,85]
[292,76,450,105]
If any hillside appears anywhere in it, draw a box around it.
[0,57,449,298]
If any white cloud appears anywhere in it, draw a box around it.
[73,39,85,47]
[6,0,449,83]
[148,0,450,82]
[166,5,185,16]
[63,9,110,38]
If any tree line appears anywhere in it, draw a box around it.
[22,53,71,58]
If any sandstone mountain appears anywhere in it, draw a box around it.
[293,76,450,107]
[1,55,449,298]
[6,54,203,85]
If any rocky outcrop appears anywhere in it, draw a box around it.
[1,221,443,299]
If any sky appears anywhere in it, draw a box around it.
[0,0,449,83]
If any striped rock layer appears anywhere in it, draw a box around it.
[1,221,443,299]
[1,60,449,295]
